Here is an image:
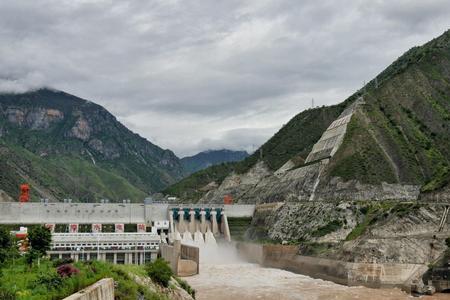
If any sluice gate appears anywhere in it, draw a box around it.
[168,206,231,244]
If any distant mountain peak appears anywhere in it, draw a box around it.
[181,149,249,174]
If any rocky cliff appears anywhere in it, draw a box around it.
[247,201,448,265]
[0,88,185,201]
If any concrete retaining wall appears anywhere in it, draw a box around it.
[160,241,199,277]
[236,243,427,291]
[161,242,180,274]
[63,278,114,300]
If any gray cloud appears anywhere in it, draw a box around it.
[0,0,449,156]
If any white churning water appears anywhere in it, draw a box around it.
[183,245,448,300]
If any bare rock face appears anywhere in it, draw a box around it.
[88,138,104,152]
[314,178,421,201]
[248,202,448,264]
[5,107,64,129]
[69,116,92,141]
[6,108,25,125]
[0,189,13,202]
[251,202,358,243]
[201,159,420,204]
[200,161,272,204]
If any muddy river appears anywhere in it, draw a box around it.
[185,263,450,300]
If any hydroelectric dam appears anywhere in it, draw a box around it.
[0,201,254,269]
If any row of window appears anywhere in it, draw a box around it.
[52,242,158,248]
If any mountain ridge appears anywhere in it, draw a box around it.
[164,29,450,202]
[0,88,185,201]
[181,149,248,174]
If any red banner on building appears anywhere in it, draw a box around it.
[115,223,124,233]
[137,223,146,232]
[92,224,102,233]
[69,224,79,233]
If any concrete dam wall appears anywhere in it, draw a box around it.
[236,243,427,292]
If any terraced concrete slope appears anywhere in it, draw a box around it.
[0,89,185,202]
[172,29,450,203]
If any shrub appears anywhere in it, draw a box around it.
[446,237,450,248]
[0,226,18,264]
[311,220,343,237]
[25,249,40,266]
[175,277,196,299]
[35,272,63,290]
[0,287,15,300]
[146,258,173,287]
[57,264,80,278]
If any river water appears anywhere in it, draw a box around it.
[178,233,449,300]
[185,263,450,300]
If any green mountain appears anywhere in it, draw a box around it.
[163,103,347,200]
[164,29,450,202]
[0,88,185,202]
[181,149,248,175]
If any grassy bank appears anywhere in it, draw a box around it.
[0,258,167,300]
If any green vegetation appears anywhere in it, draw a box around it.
[164,103,346,201]
[445,237,450,248]
[163,162,237,201]
[328,115,398,184]
[0,259,168,300]
[0,141,147,202]
[145,258,173,288]
[181,150,249,175]
[166,30,450,200]
[0,88,185,202]
[28,226,52,257]
[311,220,343,237]
[346,202,420,241]
[299,242,335,256]
[0,226,18,264]
[0,226,193,299]
[175,277,196,299]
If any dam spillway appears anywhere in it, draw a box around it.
[168,207,231,244]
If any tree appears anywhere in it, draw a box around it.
[146,258,173,287]
[28,226,51,256]
[0,226,17,264]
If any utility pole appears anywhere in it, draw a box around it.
[259,148,263,160]
[311,98,314,108]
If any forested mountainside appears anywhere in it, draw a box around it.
[0,89,185,202]
[165,29,450,202]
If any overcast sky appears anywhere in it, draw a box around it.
[0,1,449,157]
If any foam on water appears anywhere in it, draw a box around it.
[185,263,426,300]
[182,230,193,243]
[193,230,205,244]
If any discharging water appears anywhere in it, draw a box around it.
[185,263,450,300]
[177,236,449,299]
